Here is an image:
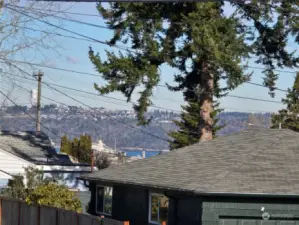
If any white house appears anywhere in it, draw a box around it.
[0,130,93,190]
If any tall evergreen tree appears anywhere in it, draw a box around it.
[89,1,298,144]
[271,72,299,131]
[60,135,93,164]
[60,135,70,154]
[168,100,223,150]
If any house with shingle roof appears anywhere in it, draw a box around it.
[0,130,92,190]
[80,128,299,225]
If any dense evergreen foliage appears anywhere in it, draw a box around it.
[60,134,92,164]
[271,73,299,131]
[168,101,224,150]
[89,1,298,144]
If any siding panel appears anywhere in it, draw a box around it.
[0,149,30,175]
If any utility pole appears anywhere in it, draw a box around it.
[33,71,43,134]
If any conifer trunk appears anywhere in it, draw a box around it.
[198,65,213,142]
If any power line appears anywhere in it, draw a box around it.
[0,58,292,95]
[0,69,284,107]
[7,2,276,26]
[5,5,132,52]
[18,26,97,43]
[0,89,60,138]
[6,4,298,76]
[0,71,182,112]
[5,64,171,143]
[1,75,280,115]
[8,4,111,30]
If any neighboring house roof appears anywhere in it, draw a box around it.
[0,130,89,166]
[80,128,299,196]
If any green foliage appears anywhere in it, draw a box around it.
[89,1,298,146]
[25,183,82,213]
[89,2,250,125]
[60,134,92,164]
[60,135,71,154]
[5,175,26,200]
[2,166,82,213]
[168,100,224,150]
[271,73,299,131]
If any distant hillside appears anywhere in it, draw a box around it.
[0,105,273,150]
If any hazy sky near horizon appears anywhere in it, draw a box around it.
[0,1,298,114]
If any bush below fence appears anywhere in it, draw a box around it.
[0,197,128,225]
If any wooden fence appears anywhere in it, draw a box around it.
[0,197,128,225]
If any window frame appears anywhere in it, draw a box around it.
[148,192,168,225]
[95,184,113,216]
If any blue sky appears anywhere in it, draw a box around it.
[1,2,298,114]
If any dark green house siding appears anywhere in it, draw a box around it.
[88,182,149,225]
[201,197,299,225]
[87,182,299,225]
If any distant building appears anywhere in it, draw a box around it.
[92,139,117,154]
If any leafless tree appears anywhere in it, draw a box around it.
[0,0,77,129]
[0,0,75,78]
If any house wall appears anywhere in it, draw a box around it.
[0,148,31,175]
[166,195,202,225]
[201,197,299,225]
[88,183,151,225]
[87,183,299,225]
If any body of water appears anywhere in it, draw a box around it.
[55,148,165,158]
[123,150,161,158]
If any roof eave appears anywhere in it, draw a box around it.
[79,177,299,199]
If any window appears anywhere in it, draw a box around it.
[96,185,113,215]
[149,193,169,224]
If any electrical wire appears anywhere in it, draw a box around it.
[0,58,292,96]
[1,75,278,115]
[0,70,284,108]
[5,4,298,76]
[0,71,182,112]
[0,89,60,138]
[4,64,171,143]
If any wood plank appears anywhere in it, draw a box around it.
[2,199,19,225]
[40,206,57,225]
[78,214,93,225]
[20,203,38,225]
[57,209,77,225]
[0,198,2,225]
[102,218,125,225]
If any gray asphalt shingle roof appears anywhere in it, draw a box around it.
[0,130,75,165]
[80,128,299,196]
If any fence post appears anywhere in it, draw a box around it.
[123,221,130,225]
[18,202,21,225]
[0,198,2,225]
[37,206,40,225]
